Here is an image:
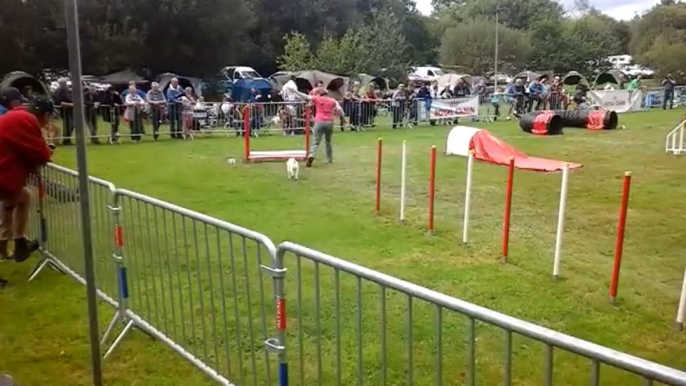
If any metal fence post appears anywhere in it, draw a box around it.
[101,190,135,358]
[265,246,289,386]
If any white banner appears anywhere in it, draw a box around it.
[429,97,479,120]
[588,90,644,113]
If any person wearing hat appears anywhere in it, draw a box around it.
[53,77,74,145]
[0,87,28,116]
[0,96,55,264]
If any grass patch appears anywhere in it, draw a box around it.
[1,110,686,386]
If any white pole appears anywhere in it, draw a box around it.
[676,265,686,331]
[400,140,407,223]
[462,150,474,244]
[553,163,570,279]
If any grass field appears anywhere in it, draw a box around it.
[1,109,686,386]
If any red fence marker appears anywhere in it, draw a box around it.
[375,138,382,215]
[428,145,437,234]
[502,157,515,262]
[610,171,632,303]
[243,106,251,162]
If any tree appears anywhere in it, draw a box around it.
[462,0,564,31]
[361,9,411,80]
[314,29,369,75]
[277,32,314,71]
[439,18,531,74]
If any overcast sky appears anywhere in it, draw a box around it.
[413,0,661,20]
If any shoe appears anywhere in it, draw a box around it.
[12,238,39,263]
[0,278,7,289]
[90,138,101,145]
[0,240,8,262]
[154,134,159,141]
[306,157,314,167]
[327,159,333,164]
[62,139,73,146]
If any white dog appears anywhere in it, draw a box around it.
[286,157,299,180]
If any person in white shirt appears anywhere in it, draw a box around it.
[124,85,146,142]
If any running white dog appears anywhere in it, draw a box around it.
[286,157,299,180]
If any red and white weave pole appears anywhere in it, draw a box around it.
[428,145,437,234]
[399,140,407,223]
[609,171,632,303]
[243,106,250,162]
[676,265,686,331]
[501,157,515,262]
[553,163,570,279]
[462,150,474,244]
[375,138,382,215]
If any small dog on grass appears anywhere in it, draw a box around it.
[286,157,299,181]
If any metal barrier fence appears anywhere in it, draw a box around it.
[274,242,686,386]
[23,163,686,386]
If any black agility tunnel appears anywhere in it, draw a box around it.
[520,110,619,135]
[519,111,564,135]
[552,109,618,131]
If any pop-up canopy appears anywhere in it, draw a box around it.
[446,126,582,172]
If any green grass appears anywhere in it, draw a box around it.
[2,110,686,386]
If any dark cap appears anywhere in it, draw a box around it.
[0,87,28,108]
[29,96,55,114]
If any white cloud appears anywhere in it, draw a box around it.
[413,0,660,20]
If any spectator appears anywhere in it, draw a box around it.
[627,75,642,93]
[83,86,101,144]
[102,86,123,144]
[473,79,488,105]
[0,87,26,116]
[342,91,358,131]
[361,84,379,127]
[662,73,676,110]
[573,83,589,109]
[53,77,74,145]
[509,79,527,118]
[548,78,563,110]
[120,81,147,99]
[181,87,196,139]
[124,85,146,142]
[407,83,418,125]
[391,83,408,129]
[490,87,503,120]
[439,83,453,99]
[416,83,431,121]
[147,82,166,140]
[292,88,344,167]
[528,79,544,111]
[0,96,54,265]
[166,78,185,139]
[453,79,471,98]
[430,81,440,99]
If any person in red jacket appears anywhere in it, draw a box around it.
[0,95,54,265]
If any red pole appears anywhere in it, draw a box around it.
[243,105,250,163]
[428,145,437,234]
[610,172,632,303]
[502,157,515,262]
[305,106,311,159]
[375,138,382,215]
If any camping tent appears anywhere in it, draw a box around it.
[0,71,51,98]
[358,74,388,92]
[230,78,273,102]
[436,73,473,88]
[292,70,349,100]
[100,69,146,85]
[592,70,627,89]
[510,70,554,85]
[158,73,203,96]
[562,71,588,86]
[268,71,293,92]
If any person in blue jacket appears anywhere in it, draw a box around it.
[166,78,185,139]
[416,82,432,119]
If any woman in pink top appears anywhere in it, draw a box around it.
[295,88,344,167]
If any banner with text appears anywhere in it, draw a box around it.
[588,90,644,113]
[429,97,480,120]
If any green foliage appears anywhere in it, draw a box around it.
[314,29,369,75]
[440,18,531,74]
[630,3,686,79]
[277,32,314,71]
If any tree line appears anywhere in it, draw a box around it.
[0,0,684,81]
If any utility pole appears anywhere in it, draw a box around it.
[494,7,499,90]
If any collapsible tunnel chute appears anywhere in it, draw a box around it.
[446,126,582,172]
[520,110,618,133]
